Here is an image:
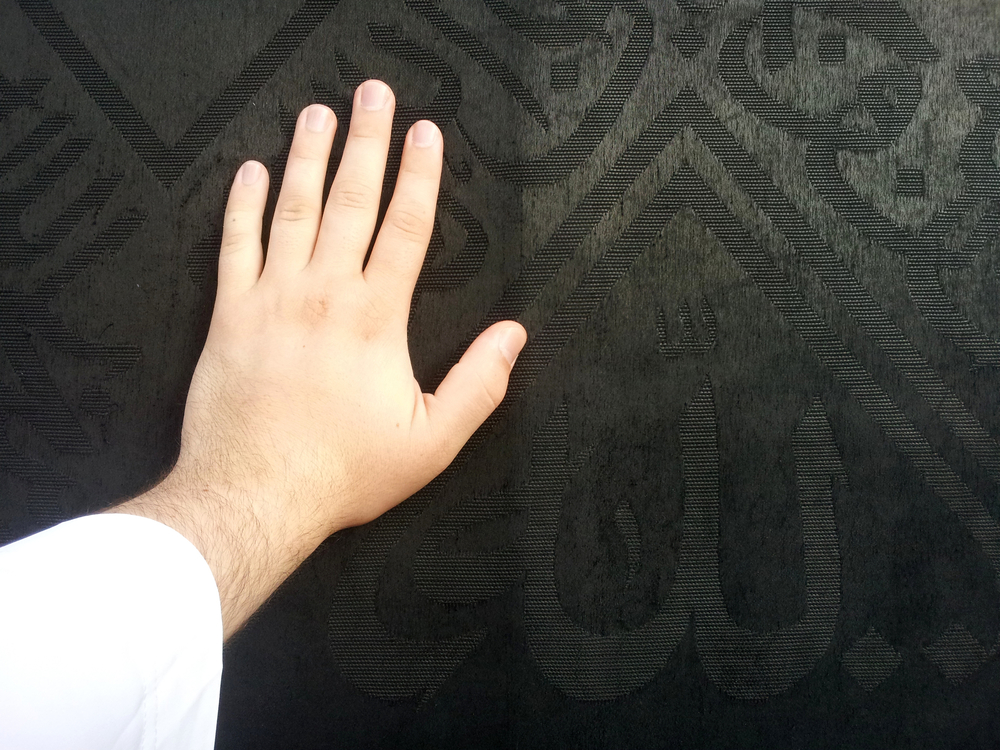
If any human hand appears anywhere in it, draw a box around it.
[118,80,526,637]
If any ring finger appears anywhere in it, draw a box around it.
[264,103,336,277]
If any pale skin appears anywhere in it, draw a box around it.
[111,80,527,640]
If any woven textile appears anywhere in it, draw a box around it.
[1,0,999,746]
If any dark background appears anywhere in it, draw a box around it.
[2,0,1000,747]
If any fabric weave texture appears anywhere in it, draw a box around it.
[1,0,999,747]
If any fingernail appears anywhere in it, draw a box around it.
[360,80,389,110]
[240,161,261,185]
[305,104,331,132]
[497,326,526,368]
[412,120,438,148]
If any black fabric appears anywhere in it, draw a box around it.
[2,0,1000,747]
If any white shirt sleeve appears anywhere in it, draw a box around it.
[0,513,223,750]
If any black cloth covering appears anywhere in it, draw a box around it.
[2,0,1000,747]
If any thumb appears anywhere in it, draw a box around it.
[422,321,526,457]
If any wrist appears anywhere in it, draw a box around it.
[112,462,326,639]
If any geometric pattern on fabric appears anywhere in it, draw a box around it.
[2,0,1000,747]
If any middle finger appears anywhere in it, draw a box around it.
[311,79,395,277]
[265,104,336,277]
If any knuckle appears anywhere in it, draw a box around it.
[475,369,503,413]
[303,290,333,320]
[220,217,255,256]
[301,278,351,323]
[347,125,383,143]
[288,145,328,165]
[351,289,390,339]
[275,197,316,224]
[329,180,375,212]
[219,232,248,257]
[386,204,429,242]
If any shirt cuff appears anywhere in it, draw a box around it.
[0,513,223,750]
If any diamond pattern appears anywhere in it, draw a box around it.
[924,624,989,684]
[671,26,705,59]
[842,629,901,692]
